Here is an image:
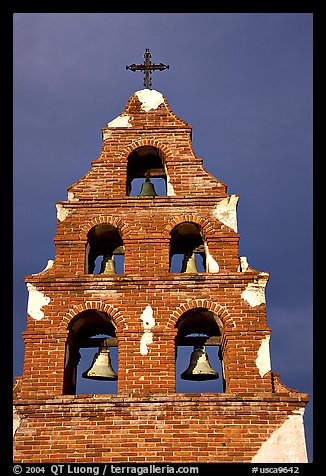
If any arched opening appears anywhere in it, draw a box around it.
[126,146,167,196]
[169,222,206,273]
[175,308,224,393]
[63,310,118,395]
[85,224,124,274]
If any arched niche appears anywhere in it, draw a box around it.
[174,308,225,393]
[126,146,167,196]
[85,224,124,274]
[63,309,118,395]
[169,222,206,272]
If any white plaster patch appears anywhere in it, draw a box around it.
[140,305,155,355]
[103,115,131,140]
[13,407,21,437]
[135,89,164,112]
[26,283,51,320]
[212,195,239,232]
[166,173,176,196]
[238,256,249,272]
[256,336,271,377]
[140,305,155,330]
[107,114,132,128]
[32,259,54,276]
[102,130,112,140]
[241,274,269,307]
[42,259,54,272]
[140,332,154,355]
[252,409,308,463]
[204,243,219,273]
[56,203,70,222]
[64,344,70,370]
[67,190,78,201]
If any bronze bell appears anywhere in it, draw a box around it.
[181,252,198,273]
[100,255,116,274]
[181,346,219,381]
[82,340,118,381]
[138,176,157,197]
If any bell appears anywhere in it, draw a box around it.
[181,252,198,273]
[100,255,116,274]
[138,176,157,197]
[181,346,219,381]
[82,341,118,381]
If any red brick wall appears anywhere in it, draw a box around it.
[14,90,308,463]
[13,394,307,463]
[17,276,273,398]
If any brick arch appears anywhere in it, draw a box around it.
[162,215,216,240]
[118,139,174,164]
[165,299,233,330]
[59,302,127,332]
[79,215,132,241]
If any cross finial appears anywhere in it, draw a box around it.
[126,49,169,89]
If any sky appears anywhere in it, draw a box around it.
[13,13,313,461]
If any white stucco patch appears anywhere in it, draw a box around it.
[140,305,155,330]
[256,336,271,377]
[67,190,79,201]
[56,203,70,222]
[241,274,269,307]
[140,332,154,356]
[204,243,219,273]
[13,407,21,437]
[212,195,239,232]
[67,190,76,201]
[42,259,54,272]
[64,343,70,370]
[135,89,164,112]
[103,115,131,141]
[252,409,308,463]
[238,256,249,272]
[166,173,176,196]
[102,130,112,140]
[140,305,155,355]
[26,283,51,320]
[107,114,132,128]
[32,259,54,276]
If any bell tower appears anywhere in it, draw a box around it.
[14,65,309,462]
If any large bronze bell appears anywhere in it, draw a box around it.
[181,346,219,381]
[82,340,118,381]
[181,252,198,273]
[138,176,157,197]
[100,255,116,274]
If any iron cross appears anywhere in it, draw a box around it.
[126,49,169,89]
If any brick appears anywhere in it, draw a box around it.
[14,88,308,463]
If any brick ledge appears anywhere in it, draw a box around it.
[14,391,309,407]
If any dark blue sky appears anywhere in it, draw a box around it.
[13,13,313,460]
